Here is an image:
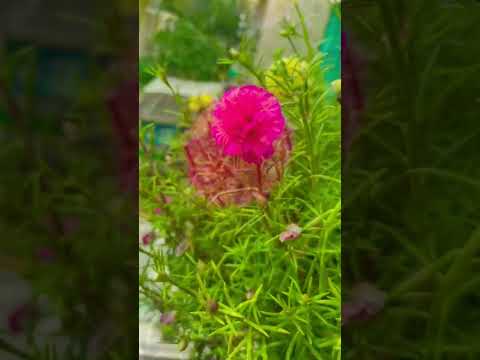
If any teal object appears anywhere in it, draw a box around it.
[8,40,88,101]
[319,8,341,84]
[143,122,177,147]
[227,66,239,80]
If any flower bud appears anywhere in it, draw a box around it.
[280,224,302,243]
[229,48,240,59]
[207,299,219,314]
[331,79,341,95]
[160,311,176,325]
[142,232,155,245]
[178,338,189,352]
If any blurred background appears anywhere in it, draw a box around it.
[1,1,138,359]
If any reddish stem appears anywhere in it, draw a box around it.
[185,145,196,166]
[256,163,263,193]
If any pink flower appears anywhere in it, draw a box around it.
[211,85,286,164]
[185,109,292,206]
[279,224,302,243]
[160,311,176,325]
[142,232,154,245]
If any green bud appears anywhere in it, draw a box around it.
[178,338,189,352]
[229,48,240,59]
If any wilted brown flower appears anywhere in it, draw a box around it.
[342,282,386,326]
[279,223,302,243]
[160,311,176,325]
[175,239,190,256]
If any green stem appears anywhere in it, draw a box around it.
[287,36,300,56]
[160,273,198,298]
[298,92,316,182]
[294,2,315,60]
[241,60,265,87]
[256,163,263,193]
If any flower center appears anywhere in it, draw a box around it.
[238,119,260,143]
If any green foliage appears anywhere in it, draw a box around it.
[161,0,240,44]
[151,18,228,81]
[139,56,156,88]
[139,10,341,359]
[141,0,241,83]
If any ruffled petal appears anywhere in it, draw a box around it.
[211,85,286,163]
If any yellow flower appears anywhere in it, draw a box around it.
[199,94,214,108]
[188,94,214,113]
[265,57,308,99]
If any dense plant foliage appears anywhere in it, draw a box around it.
[152,18,228,81]
[140,0,244,83]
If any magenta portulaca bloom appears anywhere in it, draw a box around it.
[211,85,286,164]
[185,86,292,206]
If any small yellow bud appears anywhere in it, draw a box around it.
[188,94,214,113]
[265,57,308,99]
[229,48,240,59]
[199,94,214,108]
[331,79,341,94]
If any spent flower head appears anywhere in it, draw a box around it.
[280,223,303,242]
[160,311,176,325]
[342,282,386,326]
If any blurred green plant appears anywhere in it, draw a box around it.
[140,0,243,84]
[151,18,228,81]
[139,56,156,88]
[342,0,480,359]
[161,0,240,44]
[0,39,137,360]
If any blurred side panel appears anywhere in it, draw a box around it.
[0,1,138,359]
[342,1,480,359]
